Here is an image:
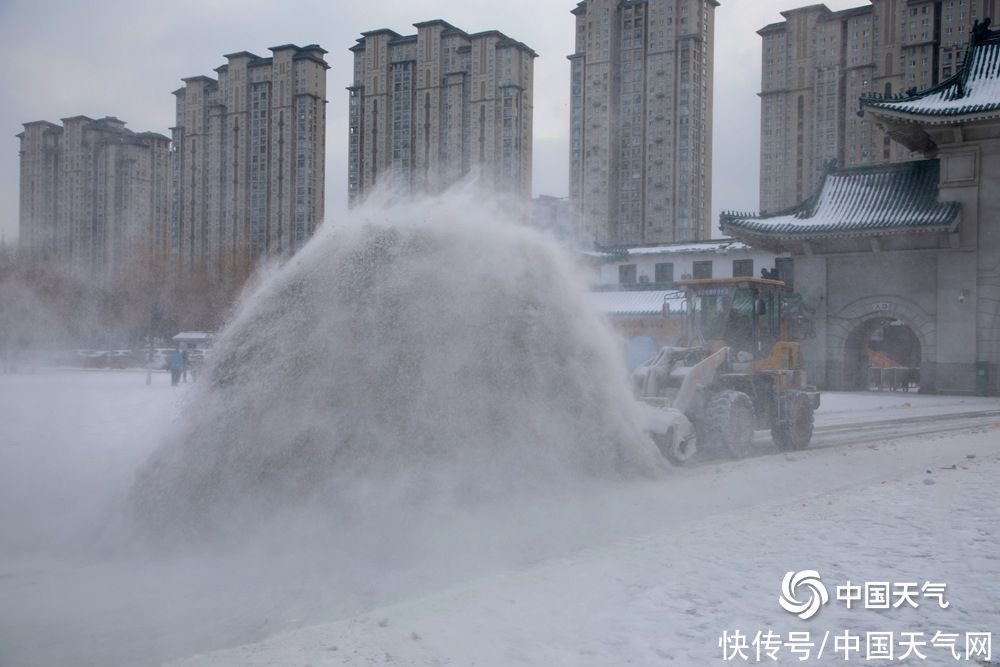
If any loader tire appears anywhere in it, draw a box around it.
[772,392,814,451]
[654,431,698,466]
[703,390,755,459]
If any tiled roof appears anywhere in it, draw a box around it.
[862,25,1000,118]
[720,160,959,239]
[589,290,686,317]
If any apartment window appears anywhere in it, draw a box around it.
[654,262,674,285]
[733,259,754,277]
[693,260,712,279]
[619,264,637,284]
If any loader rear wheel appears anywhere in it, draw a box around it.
[703,390,755,459]
[772,392,815,451]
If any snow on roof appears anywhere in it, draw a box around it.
[720,159,959,239]
[623,239,750,256]
[589,290,686,316]
[580,249,627,260]
[585,239,749,261]
[172,332,213,342]
[862,25,1000,119]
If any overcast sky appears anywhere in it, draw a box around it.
[0,0,868,243]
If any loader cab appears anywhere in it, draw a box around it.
[677,277,786,361]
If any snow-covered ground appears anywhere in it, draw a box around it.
[818,390,997,415]
[1,371,998,666]
[817,390,999,424]
[0,369,182,556]
[170,430,1000,666]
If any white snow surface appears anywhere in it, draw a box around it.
[623,239,750,256]
[817,390,996,416]
[724,165,955,234]
[2,371,999,666]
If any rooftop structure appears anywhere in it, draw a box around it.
[722,160,960,244]
[861,19,1000,150]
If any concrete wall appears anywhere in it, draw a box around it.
[795,249,982,393]
[934,127,1000,394]
[971,136,1000,393]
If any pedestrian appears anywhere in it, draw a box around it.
[169,349,183,386]
[181,349,190,383]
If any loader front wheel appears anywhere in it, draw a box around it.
[772,392,815,451]
[655,431,698,466]
[703,390,756,459]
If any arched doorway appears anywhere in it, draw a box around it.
[843,317,922,391]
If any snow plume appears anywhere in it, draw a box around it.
[129,187,665,547]
[0,275,69,364]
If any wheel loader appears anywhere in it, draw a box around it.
[633,276,820,465]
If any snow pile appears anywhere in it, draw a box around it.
[129,190,664,544]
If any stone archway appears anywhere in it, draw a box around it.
[827,296,936,391]
[843,317,923,390]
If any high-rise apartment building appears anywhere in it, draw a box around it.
[172,44,328,272]
[347,21,536,205]
[569,0,718,247]
[17,116,171,276]
[759,0,997,213]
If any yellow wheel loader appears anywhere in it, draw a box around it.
[633,277,820,465]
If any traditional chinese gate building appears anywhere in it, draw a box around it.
[722,23,1000,395]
